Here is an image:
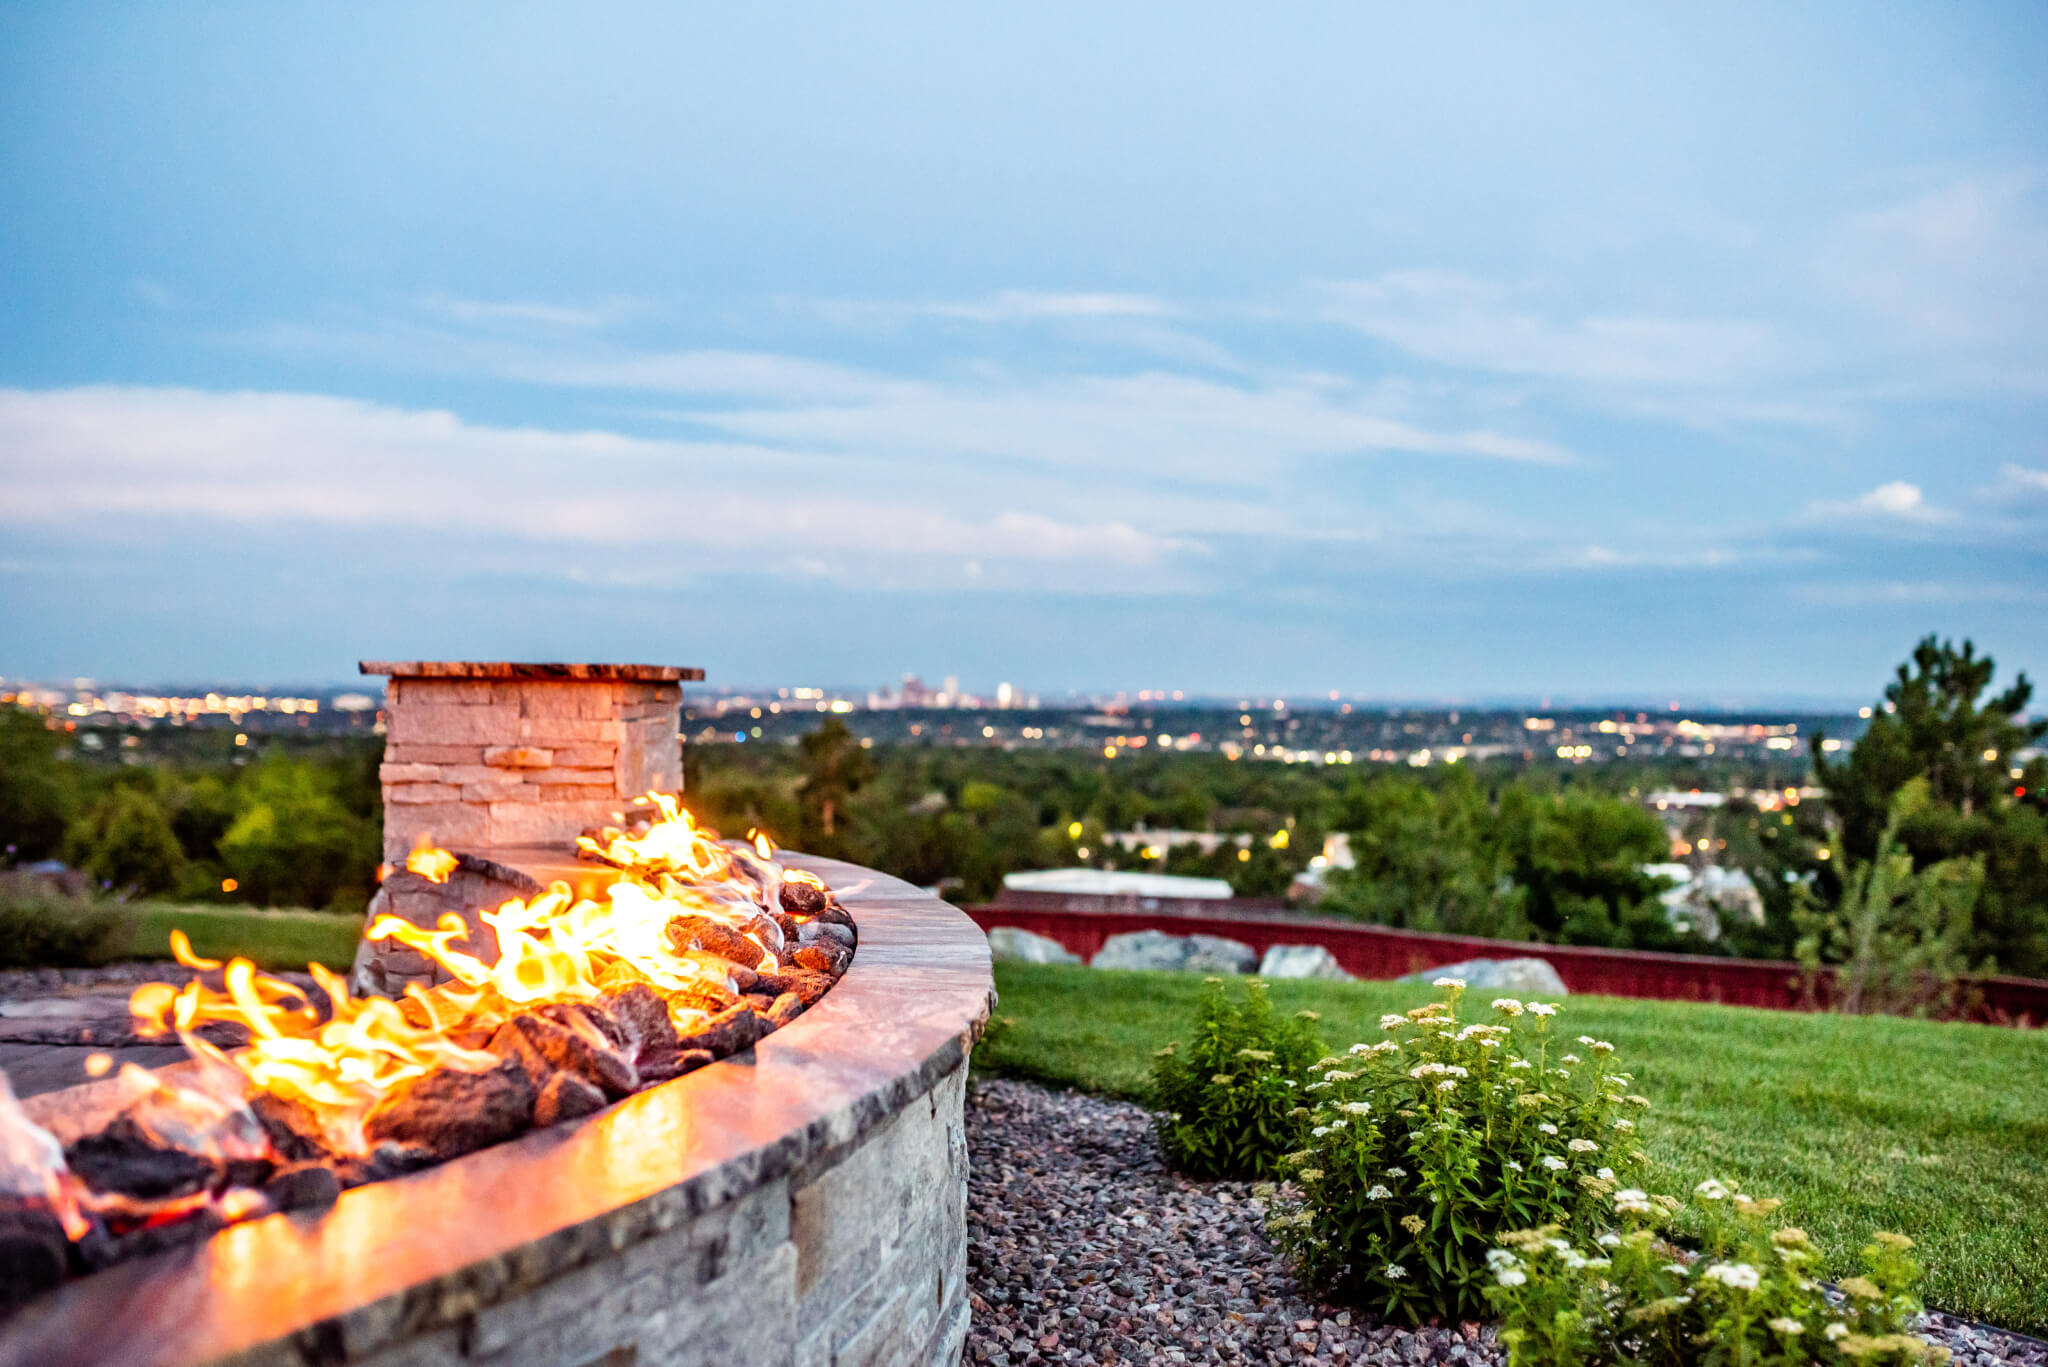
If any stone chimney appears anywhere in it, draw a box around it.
[360,661,704,861]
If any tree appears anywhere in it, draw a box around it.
[1816,636,2048,976]
[218,758,378,909]
[0,707,73,862]
[1322,772,1529,938]
[64,786,186,896]
[797,717,875,848]
[1795,780,1986,1017]
[1817,635,2043,848]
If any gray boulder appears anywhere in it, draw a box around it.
[986,926,1082,965]
[1398,956,1568,997]
[1091,930,1257,974]
[1257,943,1351,980]
[1184,934,1259,974]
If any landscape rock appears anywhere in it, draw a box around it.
[1398,956,1569,996]
[1091,929,1257,974]
[1257,943,1352,980]
[986,927,1081,965]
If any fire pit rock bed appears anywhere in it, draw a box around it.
[0,856,994,1367]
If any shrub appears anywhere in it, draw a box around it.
[64,785,186,896]
[1263,981,1648,1322]
[0,881,127,968]
[1152,977,1325,1179]
[1485,1180,1948,1366]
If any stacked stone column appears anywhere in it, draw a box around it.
[362,662,694,862]
[353,661,700,997]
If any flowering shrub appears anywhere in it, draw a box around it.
[1152,977,1325,1179]
[1263,981,1649,1321]
[1485,1179,1947,1365]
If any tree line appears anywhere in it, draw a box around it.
[3,636,2043,990]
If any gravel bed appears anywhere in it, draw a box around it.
[965,1078,1501,1365]
[963,1078,2046,1367]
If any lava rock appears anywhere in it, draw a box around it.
[674,1003,771,1059]
[261,1161,342,1213]
[64,1114,270,1201]
[778,879,829,918]
[796,920,855,954]
[597,984,681,1057]
[489,1012,638,1098]
[635,1047,715,1084]
[664,915,767,970]
[766,992,805,1027]
[533,1072,609,1127]
[0,1201,68,1311]
[792,943,849,976]
[250,1091,331,1163]
[362,1059,535,1160]
[753,969,834,1007]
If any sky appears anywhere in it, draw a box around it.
[2,5,2045,702]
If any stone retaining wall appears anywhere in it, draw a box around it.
[0,856,992,1367]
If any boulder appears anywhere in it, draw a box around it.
[1257,943,1351,980]
[1398,956,1568,997]
[986,927,1082,965]
[1184,935,1259,974]
[1091,930,1256,974]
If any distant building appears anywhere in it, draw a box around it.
[1001,868,1235,900]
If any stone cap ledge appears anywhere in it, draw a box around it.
[359,661,705,682]
[0,856,993,1367]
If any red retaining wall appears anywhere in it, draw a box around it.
[969,891,2048,1026]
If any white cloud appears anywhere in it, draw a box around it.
[1804,479,1958,526]
[418,294,645,331]
[1825,171,2048,362]
[807,289,1173,326]
[0,387,1195,590]
[1314,271,1793,390]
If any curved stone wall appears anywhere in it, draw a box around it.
[0,857,994,1367]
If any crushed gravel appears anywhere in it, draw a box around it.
[963,1078,2047,1367]
[965,1078,1502,1365]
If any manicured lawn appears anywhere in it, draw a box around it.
[122,903,362,972]
[978,962,2048,1335]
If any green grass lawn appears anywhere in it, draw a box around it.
[121,903,363,972]
[977,962,2048,1336]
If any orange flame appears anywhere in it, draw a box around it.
[405,836,458,884]
[125,797,818,1153]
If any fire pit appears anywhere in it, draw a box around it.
[0,663,994,1367]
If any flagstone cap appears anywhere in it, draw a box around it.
[359,661,705,682]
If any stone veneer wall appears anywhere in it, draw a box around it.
[363,1064,973,1367]
[366,665,687,862]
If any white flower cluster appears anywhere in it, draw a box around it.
[1613,1188,1651,1214]
[1702,1262,1762,1291]
[1408,1062,1469,1080]
[1528,1003,1557,1017]
[1431,977,1467,989]
[1491,997,1524,1015]
[1568,1138,1600,1153]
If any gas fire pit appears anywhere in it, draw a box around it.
[0,663,994,1367]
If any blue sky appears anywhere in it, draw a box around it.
[2,4,2044,701]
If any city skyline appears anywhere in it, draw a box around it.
[3,6,2044,694]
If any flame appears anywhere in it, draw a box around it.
[0,1072,90,1240]
[123,796,820,1155]
[405,836,458,884]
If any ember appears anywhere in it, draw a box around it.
[0,796,854,1308]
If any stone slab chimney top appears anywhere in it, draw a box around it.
[360,660,704,862]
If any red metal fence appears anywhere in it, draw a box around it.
[969,891,2048,1026]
